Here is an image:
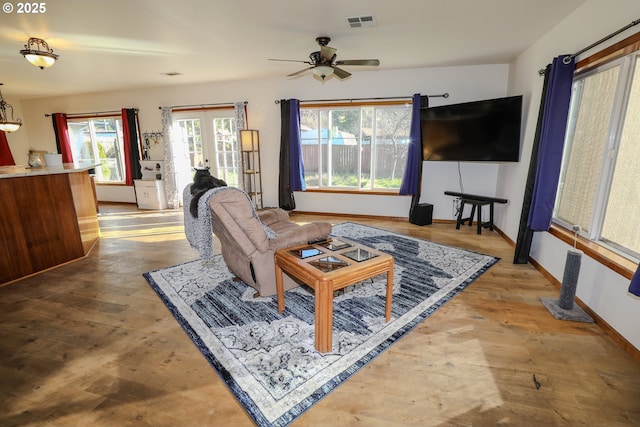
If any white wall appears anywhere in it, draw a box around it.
[497,0,640,350]
[17,63,509,217]
[422,161,501,220]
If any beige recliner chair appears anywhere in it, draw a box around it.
[208,187,332,296]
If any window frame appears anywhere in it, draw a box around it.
[551,31,640,269]
[299,100,412,193]
[172,107,241,187]
[67,115,126,184]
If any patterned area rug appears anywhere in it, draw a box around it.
[143,222,498,426]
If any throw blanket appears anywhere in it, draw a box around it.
[183,185,277,260]
[183,185,224,260]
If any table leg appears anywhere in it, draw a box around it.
[315,281,333,352]
[275,263,285,314]
[385,262,394,322]
[456,200,465,229]
[489,202,495,231]
[476,204,482,234]
[469,204,476,227]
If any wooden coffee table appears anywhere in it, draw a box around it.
[274,237,394,352]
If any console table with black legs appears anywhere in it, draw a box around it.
[444,191,508,234]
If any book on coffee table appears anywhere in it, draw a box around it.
[289,246,323,259]
[309,256,349,272]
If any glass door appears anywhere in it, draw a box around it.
[173,110,241,188]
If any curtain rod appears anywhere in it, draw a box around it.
[274,93,449,104]
[44,109,136,118]
[159,101,247,110]
[538,18,640,75]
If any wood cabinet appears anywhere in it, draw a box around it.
[0,166,99,285]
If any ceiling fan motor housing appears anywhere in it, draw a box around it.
[315,36,331,46]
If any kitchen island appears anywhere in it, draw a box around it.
[0,162,100,284]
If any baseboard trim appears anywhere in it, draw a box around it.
[291,210,457,225]
[290,210,407,221]
[528,257,640,363]
[495,225,639,362]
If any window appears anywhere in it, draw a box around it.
[173,110,241,187]
[176,118,203,168]
[68,117,125,183]
[300,102,412,191]
[554,50,640,259]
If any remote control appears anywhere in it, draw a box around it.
[308,237,330,245]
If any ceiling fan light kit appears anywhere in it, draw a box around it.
[269,36,379,81]
[313,65,334,80]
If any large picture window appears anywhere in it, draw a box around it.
[554,51,640,259]
[300,103,412,191]
[68,117,125,183]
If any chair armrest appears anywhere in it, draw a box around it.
[268,222,332,250]
[257,208,290,226]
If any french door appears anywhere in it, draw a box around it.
[172,109,242,190]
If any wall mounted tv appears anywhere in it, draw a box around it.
[420,95,522,162]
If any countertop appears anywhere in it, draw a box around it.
[0,161,101,178]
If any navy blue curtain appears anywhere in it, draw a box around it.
[630,268,640,297]
[400,93,423,195]
[278,99,304,210]
[400,94,427,218]
[514,55,574,263]
[528,56,575,230]
[288,99,305,192]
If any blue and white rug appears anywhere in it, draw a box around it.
[143,222,498,426]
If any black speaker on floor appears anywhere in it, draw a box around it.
[410,203,433,226]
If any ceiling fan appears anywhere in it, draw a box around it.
[269,36,380,80]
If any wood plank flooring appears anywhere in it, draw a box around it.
[1,203,639,426]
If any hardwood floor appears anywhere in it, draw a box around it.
[1,203,639,426]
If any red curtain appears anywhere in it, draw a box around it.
[51,113,74,163]
[0,130,16,166]
[121,108,142,186]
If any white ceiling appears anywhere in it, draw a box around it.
[0,0,585,99]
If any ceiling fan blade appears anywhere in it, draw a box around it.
[269,58,312,64]
[287,67,313,78]
[332,66,352,79]
[335,59,380,66]
[320,45,337,62]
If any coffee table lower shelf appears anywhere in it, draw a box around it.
[274,239,394,353]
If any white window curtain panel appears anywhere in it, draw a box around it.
[161,106,182,208]
[234,101,247,189]
[234,101,247,131]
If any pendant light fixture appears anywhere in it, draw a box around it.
[20,37,59,69]
[0,84,22,133]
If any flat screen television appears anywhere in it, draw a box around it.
[420,95,522,162]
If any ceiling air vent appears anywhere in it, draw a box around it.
[346,15,376,28]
